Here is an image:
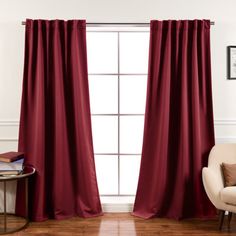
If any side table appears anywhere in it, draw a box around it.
[0,166,35,234]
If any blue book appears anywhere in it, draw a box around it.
[0,159,24,171]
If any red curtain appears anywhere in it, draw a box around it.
[16,19,102,221]
[133,20,215,219]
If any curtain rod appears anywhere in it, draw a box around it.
[21,21,215,27]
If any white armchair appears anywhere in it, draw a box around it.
[202,144,236,230]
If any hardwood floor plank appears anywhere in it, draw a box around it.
[1,213,236,235]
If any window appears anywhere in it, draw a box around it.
[87,27,149,196]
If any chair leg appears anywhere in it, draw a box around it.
[228,212,233,229]
[219,210,225,230]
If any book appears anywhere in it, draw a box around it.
[0,159,24,171]
[0,170,22,176]
[0,152,24,163]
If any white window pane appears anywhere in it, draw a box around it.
[95,155,118,195]
[120,155,141,195]
[120,75,147,114]
[92,116,118,153]
[120,32,149,73]
[89,75,118,114]
[120,116,144,154]
[87,32,118,73]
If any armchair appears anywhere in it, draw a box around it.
[202,144,236,230]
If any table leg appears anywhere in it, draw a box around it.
[25,178,28,220]
[3,181,6,232]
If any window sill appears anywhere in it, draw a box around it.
[100,196,135,212]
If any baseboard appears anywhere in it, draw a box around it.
[102,203,133,213]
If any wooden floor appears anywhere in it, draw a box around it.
[2,213,236,235]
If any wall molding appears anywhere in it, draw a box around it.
[216,137,236,143]
[0,119,236,143]
[0,120,19,126]
[0,121,19,141]
[214,119,236,125]
[0,138,18,141]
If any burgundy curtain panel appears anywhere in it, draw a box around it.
[133,20,215,219]
[16,19,102,221]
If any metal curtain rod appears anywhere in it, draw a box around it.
[21,21,215,26]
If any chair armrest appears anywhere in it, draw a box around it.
[202,167,224,209]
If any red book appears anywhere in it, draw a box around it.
[0,152,24,163]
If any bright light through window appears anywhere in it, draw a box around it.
[87,28,149,196]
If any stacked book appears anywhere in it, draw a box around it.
[0,152,24,176]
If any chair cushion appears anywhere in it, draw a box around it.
[221,162,236,186]
[220,186,236,205]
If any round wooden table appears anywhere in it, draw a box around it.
[0,166,35,235]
